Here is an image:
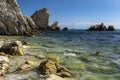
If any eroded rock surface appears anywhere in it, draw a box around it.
[0,41,24,55]
[31,8,49,31]
[0,0,38,35]
[0,56,9,76]
[38,58,72,77]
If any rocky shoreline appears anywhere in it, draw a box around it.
[0,40,73,80]
[0,0,60,36]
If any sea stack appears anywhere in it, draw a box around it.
[87,23,115,31]
[31,8,60,31]
[31,8,50,31]
[50,21,60,31]
[0,0,38,35]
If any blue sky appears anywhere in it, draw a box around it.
[17,0,120,29]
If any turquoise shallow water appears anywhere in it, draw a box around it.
[1,30,120,80]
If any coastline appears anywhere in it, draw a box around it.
[0,30,120,80]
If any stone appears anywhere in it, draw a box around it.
[25,60,36,66]
[93,52,100,56]
[0,52,13,59]
[17,60,36,72]
[56,72,72,77]
[50,21,60,31]
[0,52,6,56]
[0,77,6,80]
[55,64,72,77]
[0,41,24,56]
[107,25,115,31]
[48,57,61,64]
[23,41,31,46]
[31,8,49,31]
[39,59,57,75]
[0,56,9,76]
[38,58,72,77]
[46,74,64,80]
[18,64,32,72]
[0,56,9,63]
[0,0,38,35]
[63,27,68,31]
[87,23,115,31]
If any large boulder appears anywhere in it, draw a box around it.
[38,58,72,77]
[50,21,60,31]
[0,0,38,35]
[0,41,24,56]
[87,23,115,31]
[31,8,50,31]
[39,59,57,75]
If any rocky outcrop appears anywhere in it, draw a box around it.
[31,8,49,31]
[87,23,115,31]
[108,25,115,31]
[0,41,24,56]
[50,21,60,31]
[38,58,72,77]
[63,27,68,31]
[0,0,38,35]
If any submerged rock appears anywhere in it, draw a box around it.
[0,41,24,56]
[17,60,36,72]
[0,0,38,35]
[93,52,100,56]
[23,41,31,46]
[38,58,72,77]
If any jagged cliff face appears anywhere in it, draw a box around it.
[0,0,37,35]
[31,8,50,31]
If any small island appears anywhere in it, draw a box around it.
[86,23,115,31]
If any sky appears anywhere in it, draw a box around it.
[17,0,120,29]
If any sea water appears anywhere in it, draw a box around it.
[2,29,120,80]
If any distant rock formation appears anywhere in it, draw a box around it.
[0,0,38,35]
[31,8,49,31]
[87,23,115,31]
[107,25,115,31]
[63,27,68,31]
[31,9,61,31]
[50,21,60,31]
